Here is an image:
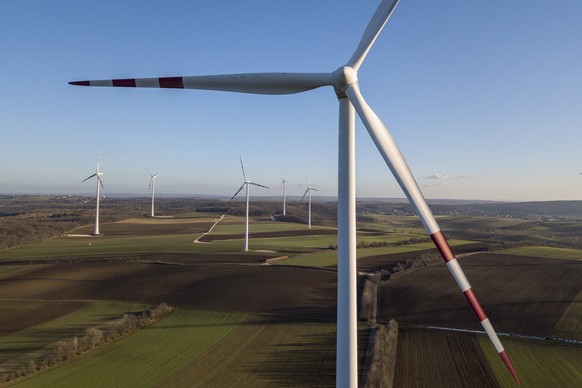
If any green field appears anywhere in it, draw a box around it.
[0,234,226,259]
[499,245,582,261]
[553,289,582,339]
[276,239,476,267]
[16,309,364,387]
[208,217,333,235]
[0,265,48,279]
[0,300,146,374]
[479,336,582,387]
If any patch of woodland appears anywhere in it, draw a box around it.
[363,320,399,388]
[0,303,173,384]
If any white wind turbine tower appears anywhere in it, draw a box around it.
[280,174,288,216]
[70,0,520,384]
[230,157,269,252]
[147,169,158,217]
[82,158,104,235]
[302,179,319,229]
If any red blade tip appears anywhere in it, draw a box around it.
[69,81,90,86]
[500,351,520,384]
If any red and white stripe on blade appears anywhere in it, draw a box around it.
[344,82,520,384]
[432,232,520,383]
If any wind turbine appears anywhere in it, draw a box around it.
[302,179,319,229]
[281,174,288,216]
[82,158,104,235]
[69,0,519,385]
[147,169,158,217]
[230,157,269,252]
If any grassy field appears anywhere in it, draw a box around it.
[17,309,369,387]
[0,300,146,374]
[479,336,582,387]
[553,289,582,339]
[0,265,48,280]
[276,239,476,267]
[499,245,582,261]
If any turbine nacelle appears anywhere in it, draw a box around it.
[332,66,358,95]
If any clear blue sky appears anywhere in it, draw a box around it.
[1,0,581,201]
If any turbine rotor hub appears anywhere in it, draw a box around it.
[332,66,358,95]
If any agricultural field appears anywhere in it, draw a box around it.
[0,197,581,386]
[16,310,370,387]
[377,253,582,338]
[499,245,582,261]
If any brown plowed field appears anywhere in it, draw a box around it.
[394,326,498,388]
[377,253,582,337]
[72,221,215,236]
[0,300,89,336]
[0,262,337,320]
[0,252,274,265]
[198,229,337,242]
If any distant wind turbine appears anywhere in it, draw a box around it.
[230,157,268,251]
[302,179,319,229]
[69,0,520,384]
[281,174,288,216]
[147,169,158,217]
[82,158,104,235]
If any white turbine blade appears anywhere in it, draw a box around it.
[344,83,438,233]
[70,73,332,95]
[82,173,97,183]
[301,188,309,200]
[97,176,104,189]
[249,182,269,189]
[311,187,320,192]
[239,156,247,181]
[345,83,522,382]
[148,177,153,192]
[230,183,246,200]
[347,0,400,71]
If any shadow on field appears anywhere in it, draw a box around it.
[242,325,369,387]
[246,332,336,386]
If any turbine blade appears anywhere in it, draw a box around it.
[70,73,333,95]
[301,188,309,200]
[239,156,246,181]
[347,0,400,71]
[311,188,320,191]
[97,176,104,189]
[250,182,269,189]
[148,177,153,192]
[82,173,97,182]
[230,183,246,201]
[345,83,519,383]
